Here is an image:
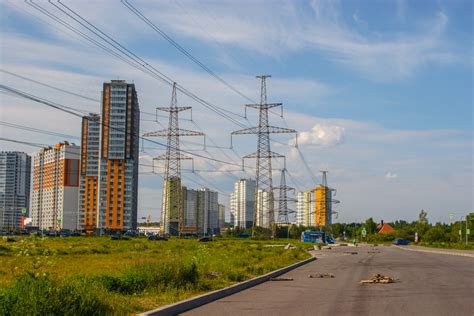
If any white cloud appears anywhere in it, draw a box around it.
[297,123,345,146]
[384,172,398,179]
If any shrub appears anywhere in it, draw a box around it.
[95,261,199,295]
[0,273,108,316]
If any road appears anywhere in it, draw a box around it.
[183,245,474,316]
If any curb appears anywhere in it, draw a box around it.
[139,256,316,316]
[393,245,474,258]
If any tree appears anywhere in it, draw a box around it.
[418,209,428,225]
[364,217,377,234]
[416,209,430,239]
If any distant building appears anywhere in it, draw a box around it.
[182,186,197,232]
[0,152,31,229]
[181,187,220,235]
[255,189,273,227]
[315,184,332,227]
[378,221,395,234]
[161,178,182,235]
[31,142,80,230]
[78,114,100,232]
[97,80,140,231]
[197,188,219,235]
[296,190,314,226]
[230,179,255,229]
[218,203,225,230]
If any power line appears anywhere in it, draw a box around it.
[33,0,248,128]
[1,83,247,169]
[0,68,99,103]
[0,121,80,140]
[121,0,257,104]
[0,137,50,148]
[0,69,164,118]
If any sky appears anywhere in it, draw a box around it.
[0,0,472,224]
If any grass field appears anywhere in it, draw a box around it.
[0,237,311,315]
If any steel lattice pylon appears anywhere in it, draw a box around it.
[232,75,296,234]
[143,83,204,236]
[275,168,296,225]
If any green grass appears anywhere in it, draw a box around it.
[417,241,474,250]
[0,237,310,315]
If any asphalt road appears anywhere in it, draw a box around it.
[183,245,474,316]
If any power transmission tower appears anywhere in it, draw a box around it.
[143,83,204,236]
[231,75,296,235]
[275,168,296,238]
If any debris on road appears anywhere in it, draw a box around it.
[270,277,294,281]
[368,251,381,254]
[284,243,296,250]
[322,246,332,250]
[344,251,358,255]
[360,274,396,284]
[309,273,335,278]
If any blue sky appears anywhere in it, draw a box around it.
[1,0,472,223]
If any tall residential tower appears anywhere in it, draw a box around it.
[230,179,256,229]
[78,114,100,232]
[97,80,140,231]
[0,152,31,229]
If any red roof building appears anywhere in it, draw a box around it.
[378,223,396,234]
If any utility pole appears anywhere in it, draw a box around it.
[143,83,204,236]
[275,168,296,239]
[232,75,296,236]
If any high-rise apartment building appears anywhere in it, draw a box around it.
[182,186,197,231]
[0,152,31,229]
[78,114,100,232]
[255,189,272,227]
[218,203,225,230]
[197,188,218,235]
[181,187,220,235]
[230,179,255,229]
[315,185,332,227]
[97,80,140,231]
[31,142,80,230]
[296,190,314,226]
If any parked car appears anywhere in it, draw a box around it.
[237,233,250,238]
[393,238,410,245]
[147,235,168,241]
[60,230,72,237]
[124,230,138,237]
[198,236,212,242]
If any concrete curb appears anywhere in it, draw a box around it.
[394,245,474,258]
[139,256,316,316]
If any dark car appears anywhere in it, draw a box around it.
[393,238,410,245]
[198,236,212,242]
[147,235,168,241]
[124,230,138,237]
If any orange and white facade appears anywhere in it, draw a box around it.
[78,114,100,232]
[31,142,80,230]
[97,80,139,231]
